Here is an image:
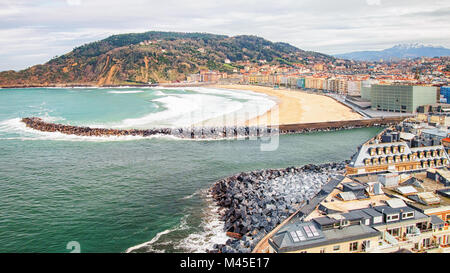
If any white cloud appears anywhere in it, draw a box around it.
[66,0,82,6]
[366,0,381,6]
[0,0,450,71]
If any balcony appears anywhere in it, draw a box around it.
[384,232,399,245]
[405,226,421,238]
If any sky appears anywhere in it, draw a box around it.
[1,0,450,71]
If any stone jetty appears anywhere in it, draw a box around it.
[21,116,404,140]
[209,162,347,253]
[21,117,276,140]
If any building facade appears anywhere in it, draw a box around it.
[440,86,450,103]
[370,85,437,113]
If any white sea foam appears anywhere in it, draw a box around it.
[40,115,66,123]
[111,92,243,129]
[0,87,277,141]
[0,118,178,142]
[125,215,190,253]
[110,87,276,129]
[181,191,199,200]
[107,90,145,94]
[124,189,228,253]
[0,117,252,142]
[174,191,228,253]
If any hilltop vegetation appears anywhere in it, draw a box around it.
[0,31,334,86]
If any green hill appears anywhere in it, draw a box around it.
[0,31,334,87]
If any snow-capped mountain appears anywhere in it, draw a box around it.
[334,43,450,62]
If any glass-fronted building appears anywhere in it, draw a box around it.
[440,86,450,103]
[370,85,437,113]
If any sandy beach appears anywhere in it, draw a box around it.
[203,84,362,127]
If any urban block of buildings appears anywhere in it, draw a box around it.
[185,56,450,115]
[262,116,450,253]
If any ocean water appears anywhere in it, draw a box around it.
[0,87,382,253]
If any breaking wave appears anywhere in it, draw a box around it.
[124,190,228,253]
[174,192,228,253]
[0,87,277,141]
[125,215,190,253]
[0,118,179,142]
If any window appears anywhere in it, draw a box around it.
[349,242,358,252]
[373,216,382,224]
[387,214,399,222]
[402,212,414,219]
[362,240,371,251]
[387,227,401,237]
[333,245,340,251]
[423,238,431,248]
[406,225,415,234]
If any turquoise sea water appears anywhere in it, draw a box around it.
[0,87,382,253]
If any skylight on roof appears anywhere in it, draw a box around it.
[309,225,320,237]
[290,231,300,243]
[303,226,314,238]
[295,230,306,241]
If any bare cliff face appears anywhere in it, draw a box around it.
[0,31,334,87]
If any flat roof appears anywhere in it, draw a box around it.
[383,171,450,211]
[342,210,370,221]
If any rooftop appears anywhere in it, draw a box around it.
[270,219,379,252]
[382,171,450,212]
[270,198,430,252]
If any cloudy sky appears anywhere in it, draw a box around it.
[1,0,450,71]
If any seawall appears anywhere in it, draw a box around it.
[274,116,406,134]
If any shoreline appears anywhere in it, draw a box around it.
[4,83,362,127]
[208,84,363,127]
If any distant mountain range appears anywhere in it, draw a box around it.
[0,31,333,87]
[334,43,450,62]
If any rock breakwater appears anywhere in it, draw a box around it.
[21,116,403,140]
[209,162,346,253]
[21,117,276,139]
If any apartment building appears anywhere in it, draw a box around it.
[267,173,450,253]
[346,121,450,175]
[347,80,362,96]
[346,142,449,175]
[381,171,449,247]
